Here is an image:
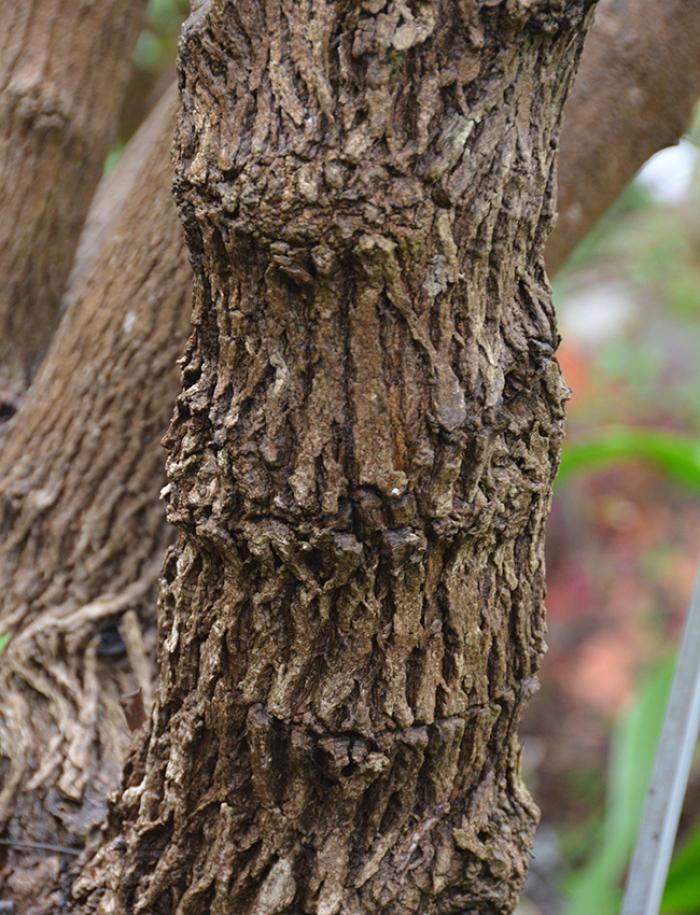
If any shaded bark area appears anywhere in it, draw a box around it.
[73,2,595,912]
[0,0,146,410]
[0,95,191,912]
[549,0,700,272]
[66,86,179,301]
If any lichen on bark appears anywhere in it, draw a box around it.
[72,1,597,912]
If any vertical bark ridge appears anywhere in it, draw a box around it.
[0,0,147,411]
[0,95,191,912]
[74,2,596,912]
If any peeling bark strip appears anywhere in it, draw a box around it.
[72,0,596,912]
[0,0,146,410]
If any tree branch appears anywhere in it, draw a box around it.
[548,0,700,272]
[0,93,187,911]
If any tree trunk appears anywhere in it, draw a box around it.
[0,0,693,904]
[72,2,596,912]
[0,0,146,411]
[0,92,191,913]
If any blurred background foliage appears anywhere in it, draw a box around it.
[521,107,700,914]
[119,5,700,913]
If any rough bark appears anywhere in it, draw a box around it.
[0,93,191,912]
[71,2,595,912]
[0,0,693,904]
[549,0,700,272]
[0,0,146,411]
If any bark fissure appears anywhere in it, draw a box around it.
[0,2,694,907]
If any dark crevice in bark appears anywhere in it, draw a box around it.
[10,0,681,909]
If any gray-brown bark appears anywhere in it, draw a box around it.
[549,0,700,272]
[0,93,190,912]
[0,0,146,411]
[71,1,595,912]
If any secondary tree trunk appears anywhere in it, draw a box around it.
[0,0,146,411]
[65,85,179,302]
[0,93,190,912]
[72,1,596,912]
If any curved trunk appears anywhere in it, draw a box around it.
[0,93,191,912]
[549,0,700,271]
[0,0,146,410]
[72,2,595,912]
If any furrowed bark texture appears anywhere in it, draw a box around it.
[74,1,595,912]
[0,0,689,905]
[549,0,700,272]
[0,95,191,913]
[0,0,146,411]
[3,0,686,903]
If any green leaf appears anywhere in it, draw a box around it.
[0,633,9,653]
[557,428,700,493]
[103,140,124,176]
[662,821,700,913]
[132,29,164,73]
